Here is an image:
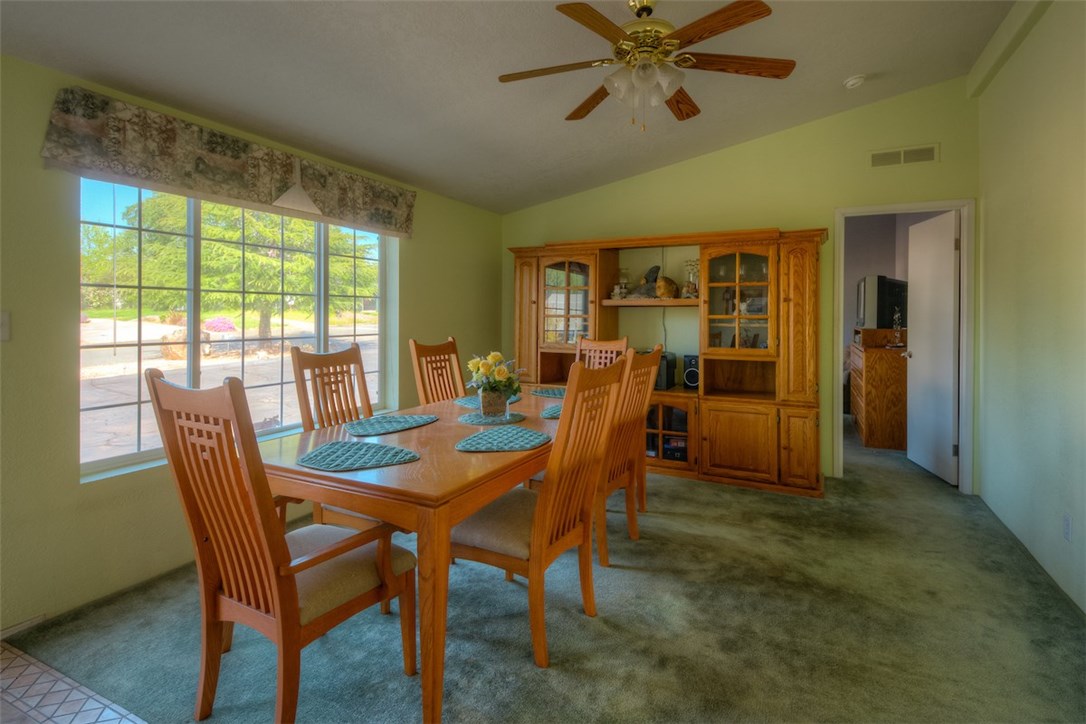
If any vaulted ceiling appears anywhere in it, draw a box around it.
[1,1,1012,213]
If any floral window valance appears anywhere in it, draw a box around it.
[40,86,415,238]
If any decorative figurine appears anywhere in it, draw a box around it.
[627,265,660,298]
[656,275,680,299]
[682,259,699,298]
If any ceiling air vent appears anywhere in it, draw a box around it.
[870,144,939,168]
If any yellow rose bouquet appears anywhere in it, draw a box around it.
[466,351,522,397]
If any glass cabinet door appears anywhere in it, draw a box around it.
[705,247,774,354]
[645,396,695,469]
[542,258,591,347]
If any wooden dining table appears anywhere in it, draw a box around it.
[259,387,562,723]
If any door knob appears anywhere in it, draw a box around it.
[901,350,913,358]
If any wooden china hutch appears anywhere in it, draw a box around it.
[510,227,825,497]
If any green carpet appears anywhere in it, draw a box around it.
[10,428,1085,722]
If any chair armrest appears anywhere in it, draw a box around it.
[272,495,304,525]
[280,523,395,576]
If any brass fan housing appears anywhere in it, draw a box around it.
[627,0,657,17]
[615,17,679,66]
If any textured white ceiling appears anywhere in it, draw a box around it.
[1,1,1012,213]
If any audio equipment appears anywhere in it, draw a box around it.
[655,351,676,391]
[683,354,700,389]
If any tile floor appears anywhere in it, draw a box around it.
[0,642,144,724]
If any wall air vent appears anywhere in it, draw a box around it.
[870,144,940,168]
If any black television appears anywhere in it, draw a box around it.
[857,275,907,328]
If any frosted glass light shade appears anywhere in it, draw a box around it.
[657,63,685,97]
[604,66,633,102]
[631,57,659,90]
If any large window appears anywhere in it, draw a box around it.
[79,178,385,469]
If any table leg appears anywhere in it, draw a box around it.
[417,506,451,724]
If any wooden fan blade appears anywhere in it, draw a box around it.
[685,52,796,79]
[665,0,772,50]
[666,87,701,121]
[566,85,610,120]
[500,59,613,83]
[557,3,632,45]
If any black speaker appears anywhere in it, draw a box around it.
[655,351,676,391]
[683,355,699,389]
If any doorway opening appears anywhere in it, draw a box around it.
[832,200,975,494]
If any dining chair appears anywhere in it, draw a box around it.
[146,369,417,724]
[449,357,626,668]
[594,345,662,567]
[574,336,628,369]
[408,336,468,405]
[291,343,381,531]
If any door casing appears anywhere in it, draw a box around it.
[832,200,975,494]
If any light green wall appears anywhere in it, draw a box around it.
[502,76,982,479]
[4,0,1082,629]
[975,1,1085,610]
[0,56,502,629]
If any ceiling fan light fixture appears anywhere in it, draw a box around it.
[631,56,660,90]
[503,0,795,126]
[657,62,685,96]
[645,84,668,108]
[604,65,634,101]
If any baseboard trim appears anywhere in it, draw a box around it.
[1,614,46,640]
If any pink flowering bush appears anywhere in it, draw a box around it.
[203,316,237,332]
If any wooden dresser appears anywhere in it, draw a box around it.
[850,328,907,450]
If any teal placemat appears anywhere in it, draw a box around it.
[455,426,551,452]
[458,411,527,426]
[298,442,419,471]
[540,404,563,419]
[454,394,521,409]
[344,414,438,437]
[531,387,565,398]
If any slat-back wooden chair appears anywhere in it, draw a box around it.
[291,343,381,531]
[595,345,662,567]
[449,357,626,668]
[146,370,417,724]
[409,337,468,405]
[292,342,373,430]
[574,336,629,369]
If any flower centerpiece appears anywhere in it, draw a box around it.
[466,352,522,418]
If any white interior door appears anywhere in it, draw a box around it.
[907,211,959,484]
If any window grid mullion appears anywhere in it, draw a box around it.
[188,198,201,389]
[316,224,329,351]
[135,196,145,450]
[80,179,389,470]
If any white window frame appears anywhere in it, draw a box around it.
[78,179,390,478]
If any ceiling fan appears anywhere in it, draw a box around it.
[499,0,796,123]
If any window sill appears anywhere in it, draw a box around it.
[79,424,305,484]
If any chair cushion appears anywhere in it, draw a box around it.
[450,487,537,560]
[286,525,416,626]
